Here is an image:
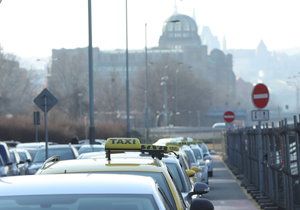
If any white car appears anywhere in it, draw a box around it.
[199,143,213,177]
[189,144,209,183]
[0,173,170,210]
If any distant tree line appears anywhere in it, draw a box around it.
[0,46,255,141]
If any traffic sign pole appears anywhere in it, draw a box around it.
[251,83,269,195]
[44,96,48,160]
[33,111,40,143]
[34,88,57,161]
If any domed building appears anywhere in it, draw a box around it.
[50,13,238,126]
[159,14,202,49]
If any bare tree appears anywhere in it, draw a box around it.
[0,48,35,115]
[48,49,88,120]
[133,56,213,126]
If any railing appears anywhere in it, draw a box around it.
[226,116,300,210]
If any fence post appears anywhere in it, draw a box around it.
[257,121,264,194]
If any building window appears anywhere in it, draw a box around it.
[183,24,190,31]
[167,24,173,32]
[174,22,181,31]
[174,33,181,38]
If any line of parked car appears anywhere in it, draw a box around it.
[0,137,215,210]
[0,140,105,176]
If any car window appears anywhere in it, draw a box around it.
[10,152,16,163]
[99,171,176,210]
[0,156,4,166]
[165,161,192,194]
[165,162,184,192]
[33,148,75,163]
[0,145,9,164]
[200,144,209,154]
[0,194,159,210]
[191,148,202,160]
[18,152,27,162]
[184,150,197,166]
[78,146,104,155]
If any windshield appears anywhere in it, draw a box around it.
[99,171,176,210]
[78,146,104,155]
[33,148,74,163]
[191,148,203,160]
[9,152,16,163]
[165,162,191,193]
[183,150,197,166]
[0,194,159,210]
[18,152,28,162]
[200,144,209,154]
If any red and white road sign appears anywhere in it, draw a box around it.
[252,83,269,109]
[223,111,235,123]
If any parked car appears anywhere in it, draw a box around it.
[0,156,9,177]
[78,144,105,155]
[0,142,12,165]
[15,148,32,175]
[199,143,213,177]
[0,173,174,210]
[189,144,209,184]
[9,149,23,175]
[27,144,79,175]
[16,142,47,159]
[180,145,208,184]
[0,142,15,176]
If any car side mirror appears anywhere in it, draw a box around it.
[188,182,210,199]
[6,162,13,166]
[203,155,210,161]
[190,198,214,210]
[193,182,209,195]
[26,159,32,163]
[186,169,196,177]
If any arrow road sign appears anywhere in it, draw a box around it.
[34,88,58,112]
[223,111,235,123]
[252,83,269,109]
[251,110,269,121]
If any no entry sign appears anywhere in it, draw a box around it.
[252,83,269,109]
[224,111,235,123]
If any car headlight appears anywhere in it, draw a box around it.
[205,159,211,164]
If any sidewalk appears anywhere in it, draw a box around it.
[204,155,260,210]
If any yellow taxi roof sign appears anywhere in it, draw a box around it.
[167,145,179,152]
[105,138,141,150]
[141,144,168,152]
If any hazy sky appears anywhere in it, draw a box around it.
[1,0,300,58]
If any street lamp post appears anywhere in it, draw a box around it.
[125,0,130,137]
[161,76,169,126]
[287,73,300,113]
[144,23,149,143]
[88,0,95,144]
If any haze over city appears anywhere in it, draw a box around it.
[1,0,300,57]
[1,0,300,123]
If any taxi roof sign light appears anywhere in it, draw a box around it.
[141,144,167,160]
[166,145,179,152]
[105,138,141,161]
[105,138,141,150]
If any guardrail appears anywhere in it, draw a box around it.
[226,116,300,210]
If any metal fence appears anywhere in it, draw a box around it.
[226,116,300,210]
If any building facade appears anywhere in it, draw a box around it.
[50,13,237,127]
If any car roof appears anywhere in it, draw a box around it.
[16,142,56,148]
[153,137,185,146]
[37,157,166,174]
[79,144,104,148]
[0,173,159,196]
